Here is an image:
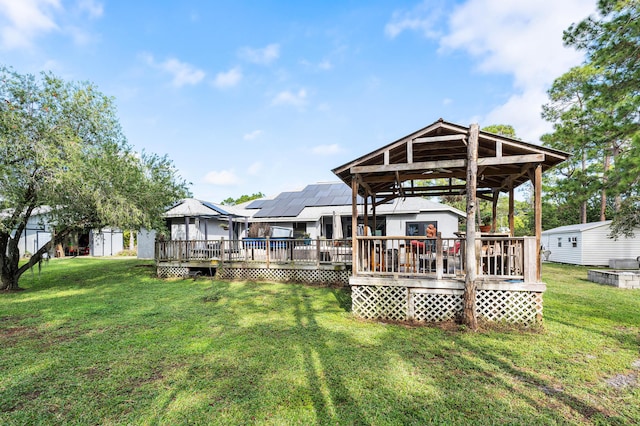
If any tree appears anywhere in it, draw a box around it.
[541,65,604,224]
[221,192,265,206]
[555,0,640,233]
[482,124,519,139]
[0,67,190,291]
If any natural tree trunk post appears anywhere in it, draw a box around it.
[352,178,359,276]
[372,196,377,236]
[363,193,369,234]
[463,123,479,330]
[534,164,543,282]
[129,230,134,251]
[491,191,499,232]
[508,186,515,236]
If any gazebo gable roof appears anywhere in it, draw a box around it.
[332,119,569,201]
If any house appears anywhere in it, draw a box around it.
[163,198,246,241]
[142,182,463,255]
[137,198,246,260]
[542,221,640,266]
[239,182,464,239]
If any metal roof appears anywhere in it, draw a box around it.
[164,198,235,218]
[541,221,612,234]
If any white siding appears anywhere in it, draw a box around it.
[386,212,459,238]
[582,227,640,265]
[90,229,124,256]
[544,224,640,266]
[547,233,583,265]
[137,229,156,259]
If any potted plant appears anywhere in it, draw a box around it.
[479,214,492,233]
[302,232,311,245]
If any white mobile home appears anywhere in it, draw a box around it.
[541,221,640,266]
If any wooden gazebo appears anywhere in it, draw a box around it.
[332,119,568,326]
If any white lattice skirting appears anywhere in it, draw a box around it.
[352,285,543,326]
[217,268,350,286]
[157,266,189,278]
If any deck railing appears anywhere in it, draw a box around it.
[355,235,535,281]
[156,235,538,282]
[156,238,351,266]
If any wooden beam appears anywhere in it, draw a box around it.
[508,186,515,236]
[372,195,377,237]
[464,123,479,330]
[534,164,542,281]
[383,150,389,165]
[352,179,358,276]
[407,140,413,164]
[491,191,499,233]
[413,134,466,143]
[395,171,405,198]
[363,195,369,233]
[355,173,374,196]
[350,153,544,174]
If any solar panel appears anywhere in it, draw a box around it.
[246,199,266,208]
[250,183,379,218]
[201,201,231,216]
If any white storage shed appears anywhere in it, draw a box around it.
[541,221,640,266]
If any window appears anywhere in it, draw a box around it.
[406,221,438,237]
[557,237,562,248]
[569,236,578,248]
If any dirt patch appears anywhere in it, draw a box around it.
[606,373,637,389]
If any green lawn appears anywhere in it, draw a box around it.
[1,259,638,425]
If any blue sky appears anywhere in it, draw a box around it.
[1,0,597,203]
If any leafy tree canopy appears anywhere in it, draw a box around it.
[0,66,190,290]
[481,124,519,139]
[221,192,265,206]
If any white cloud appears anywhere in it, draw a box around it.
[213,67,242,89]
[239,43,280,65]
[442,98,453,106]
[271,89,307,107]
[384,1,444,39]
[301,58,333,71]
[438,0,595,142]
[441,0,593,90]
[247,161,262,175]
[243,130,263,141]
[312,144,342,156]
[0,0,60,49]
[77,0,103,19]
[142,54,205,87]
[387,0,596,142]
[317,102,331,112]
[203,170,240,186]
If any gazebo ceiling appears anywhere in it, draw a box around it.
[332,119,569,203]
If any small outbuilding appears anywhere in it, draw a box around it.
[541,221,640,266]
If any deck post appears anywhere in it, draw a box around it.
[464,123,479,330]
[491,191,499,232]
[509,186,515,236]
[523,237,537,283]
[534,164,542,281]
[435,233,443,280]
[316,236,320,268]
[266,236,270,269]
[352,179,358,276]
